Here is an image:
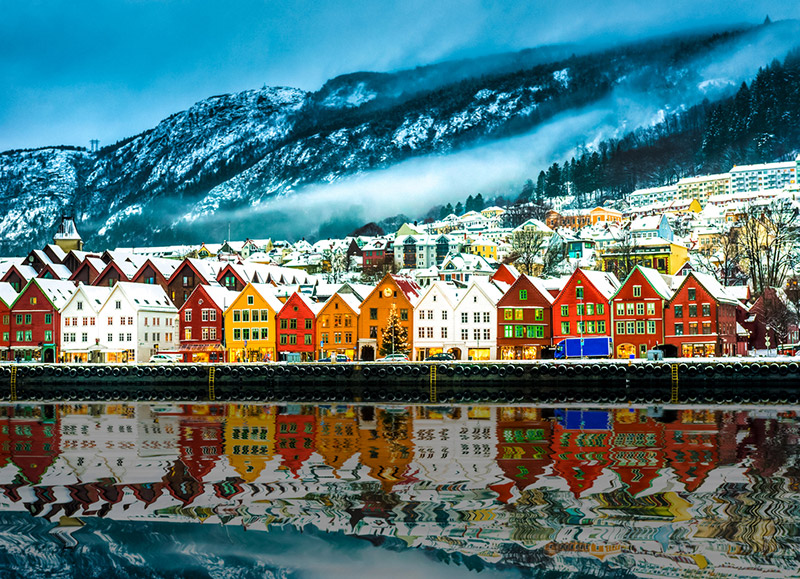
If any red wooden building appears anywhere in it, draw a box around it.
[663,271,741,357]
[130,258,179,295]
[551,269,619,346]
[167,258,223,309]
[489,263,520,286]
[0,283,18,360]
[276,292,320,362]
[178,285,238,363]
[1,264,37,293]
[495,407,553,492]
[496,274,554,360]
[68,256,106,285]
[610,265,673,359]
[9,279,75,362]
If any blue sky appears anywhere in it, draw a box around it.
[1,0,798,152]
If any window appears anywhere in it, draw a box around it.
[427,310,434,320]
[504,309,513,320]
[29,297,36,305]
[370,308,378,320]
[16,331,23,342]
[674,305,683,317]
[185,328,192,340]
[689,304,697,317]
[473,312,480,323]
[119,333,125,342]
[259,310,268,322]
[674,323,683,335]
[345,332,352,342]
[626,303,634,315]
[321,332,329,344]
[647,320,656,334]
[185,310,192,322]
[247,295,254,305]
[587,303,595,316]
[577,321,585,334]
[576,286,584,299]
[419,309,425,320]
[233,328,241,341]
[647,302,655,316]
[483,312,490,323]
[483,328,490,340]
[370,326,377,339]
[210,310,217,322]
[473,329,480,340]
[616,321,625,334]
[561,321,570,334]
[515,325,524,338]
[280,334,287,345]
[77,301,83,311]
[15,315,22,325]
[636,321,645,334]
[616,302,624,315]
[441,311,447,321]
[24,314,31,324]
[202,328,209,340]
[440,327,447,339]
[400,309,408,321]
[279,319,287,329]
[289,319,297,329]
[427,327,434,338]
[636,303,644,316]
[305,319,312,330]
[115,300,121,309]
[233,310,241,322]
[633,285,641,297]
[504,325,513,338]
[560,305,568,317]
[514,309,522,321]
[519,289,528,300]
[44,330,52,342]
[702,322,712,334]
[689,322,698,335]
[461,328,468,340]
[128,316,133,325]
[304,334,312,345]
[210,328,217,340]
[702,304,711,317]
[288,334,297,345]
[202,309,209,322]
[586,320,595,333]
[243,328,250,340]
[461,312,468,323]
[688,288,696,300]
[242,310,250,322]
[418,327,425,338]
[597,304,604,315]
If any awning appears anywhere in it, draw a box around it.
[178,343,225,352]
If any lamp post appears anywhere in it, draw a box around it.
[579,293,584,359]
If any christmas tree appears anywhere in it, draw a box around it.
[379,304,410,356]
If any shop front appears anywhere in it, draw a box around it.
[680,342,717,358]
[229,346,275,363]
[180,344,226,363]
[467,348,491,361]
[11,346,41,362]
[499,345,541,360]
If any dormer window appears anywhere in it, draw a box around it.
[115,300,121,309]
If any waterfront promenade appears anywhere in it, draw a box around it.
[1,358,798,404]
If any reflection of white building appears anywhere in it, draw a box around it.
[453,279,506,360]
[407,406,502,488]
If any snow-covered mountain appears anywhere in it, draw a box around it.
[1,21,798,254]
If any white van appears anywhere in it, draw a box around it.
[149,353,180,363]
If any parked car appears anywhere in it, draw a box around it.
[318,354,351,362]
[425,352,456,361]
[377,353,410,362]
[149,354,180,363]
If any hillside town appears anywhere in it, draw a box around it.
[1,157,799,364]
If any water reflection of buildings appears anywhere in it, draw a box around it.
[0,403,798,576]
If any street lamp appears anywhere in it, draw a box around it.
[579,293,584,359]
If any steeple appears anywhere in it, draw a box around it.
[53,216,83,252]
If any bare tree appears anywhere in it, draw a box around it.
[541,237,569,277]
[508,229,549,275]
[694,227,745,286]
[740,199,800,295]
[760,288,798,349]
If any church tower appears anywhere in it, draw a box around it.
[53,216,83,252]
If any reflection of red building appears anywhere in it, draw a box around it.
[7,405,60,484]
[550,410,611,497]
[495,407,552,491]
[664,409,719,492]
[275,406,316,477]
[178,404,225,482]
[609,409,665,496]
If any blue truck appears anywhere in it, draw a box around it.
[554,337,612,359]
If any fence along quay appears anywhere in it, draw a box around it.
[1,359,798,404]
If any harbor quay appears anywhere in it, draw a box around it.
[1,358,798,405]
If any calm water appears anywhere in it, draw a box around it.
[0,402,798,578]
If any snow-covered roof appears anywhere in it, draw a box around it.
[522,275,555,305]
[683,272,739,305]
[43,263,73,280]
[630,215,664,231]
[636,266,672,300]
[334,292,363,314]
[726,286,750,302]
[33,278,77,310]
[53,217,81,240]
[581,269,620,300]
[248,283,285,313]
[111,282,177,311]
[198,285,239,311]
[45,244,67,262]
[63,284,113,312]
[0,282,18,307]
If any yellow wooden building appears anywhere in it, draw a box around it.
[224,282,283,362]
[316,292,361,360]
[601,238,689,276]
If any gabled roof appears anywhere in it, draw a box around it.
[416,281,463,310]
[0,282,18,307]
[612,265,672,301]
[456,278,504,308]
[44,244,67,263]
[2,264,39,283]
[243,283,285,313]
[676,272,740,305]
[390,274,422,302]
[280,291,322,316]
[61,284,114,313]
[142,257,181,280]
[38,263,72,280]
[54,216,81,240]
[69,256,106,282]
[186,285,239,312]
[108,282,177,311]
[14,278,76,310]
[580,269,620,300]
[521,275,555,305]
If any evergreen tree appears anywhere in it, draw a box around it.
[465,194,475,212]
[440,203,454,219]
[379,304,410,356]
[474,192,484,210]
[455,201,464,215]
[519,180,534,202]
